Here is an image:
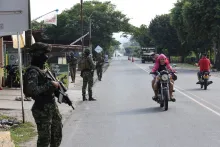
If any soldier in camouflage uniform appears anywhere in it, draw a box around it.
[23,42,62,147]
[67,52,78,83]
[96,53,104,81]
[79,49,96,101]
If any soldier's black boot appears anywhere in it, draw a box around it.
[83,96,87,101]
[89,96,96,101]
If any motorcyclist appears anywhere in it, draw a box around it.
[151,54,170,97]
[196,53,211,84]
[151,54,176,102]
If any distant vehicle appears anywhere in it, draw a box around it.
[117,53,123,57]
[141,47,155,63]
[197,71,213,90]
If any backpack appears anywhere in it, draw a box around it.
[79,57,90,71]
[23,66,45,98]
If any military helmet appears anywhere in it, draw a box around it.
[29,42,52,57]
[84,49,90,55]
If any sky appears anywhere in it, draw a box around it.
[31,0,177,44]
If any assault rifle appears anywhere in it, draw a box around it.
[45,69,75,110]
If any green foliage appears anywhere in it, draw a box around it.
[148,14,181,55]
[125,46,140,57]
[131,0,219,64]
[123,39,141,57]
[15,67,26,83]
[132,25,154,47]
[44,62,50,69]
[170,0,219,65]
[0,114,14,120]
[32,21,47,30]
[162,49,169,55]
[42,1,132,53]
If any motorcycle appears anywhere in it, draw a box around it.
[198,71,213,90]
[4,60,20,88]
[150,70,176,111]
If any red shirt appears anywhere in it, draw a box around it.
[198,57,210,72]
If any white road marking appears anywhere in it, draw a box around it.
[135,63,220,117]
[175,85,220,111]
[175,88,220,117]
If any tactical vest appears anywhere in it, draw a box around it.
[23,66,48,99]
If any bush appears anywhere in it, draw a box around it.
[170,56,182,63]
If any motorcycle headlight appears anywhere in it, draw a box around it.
[161,74,169,81]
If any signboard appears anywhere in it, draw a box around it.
[0,0,29,34]
[0,31,22,37]
[50,64,69,88]
[94,45,103,53]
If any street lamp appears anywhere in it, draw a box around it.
[80,0,84,51]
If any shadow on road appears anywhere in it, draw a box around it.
[115,107,163,115]
[0,108,18,110]
[184,88,210,91]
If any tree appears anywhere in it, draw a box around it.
[170,0,213,62]
[170,0,195,61]
[31,21,45,30]
[43,1,133,54]
[148,14,181,56]
[123,39,141,57]
[180,0,220,68]
[132,25,154,47]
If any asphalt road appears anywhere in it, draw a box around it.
[61,57,220,147]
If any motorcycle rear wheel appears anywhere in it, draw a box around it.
[204,80,208,90]
[201,84,203,89]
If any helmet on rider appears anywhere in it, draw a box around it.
[158,54,166,65]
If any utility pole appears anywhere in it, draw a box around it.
[89,19,92,50]
[89,11,94,53]
[25,0,32,49]
[81,0,84,52]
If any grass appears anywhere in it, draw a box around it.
[0,114,37,147]
[0,114,14,120]
[174,63,197,69]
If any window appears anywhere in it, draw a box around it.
[58,57,67,64]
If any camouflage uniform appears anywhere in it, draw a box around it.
[24,42,62,147]
[67,52,77,83]
[79,49,96,101]
[96,54,104,81]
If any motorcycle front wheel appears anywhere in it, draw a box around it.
[162,90,169,111]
